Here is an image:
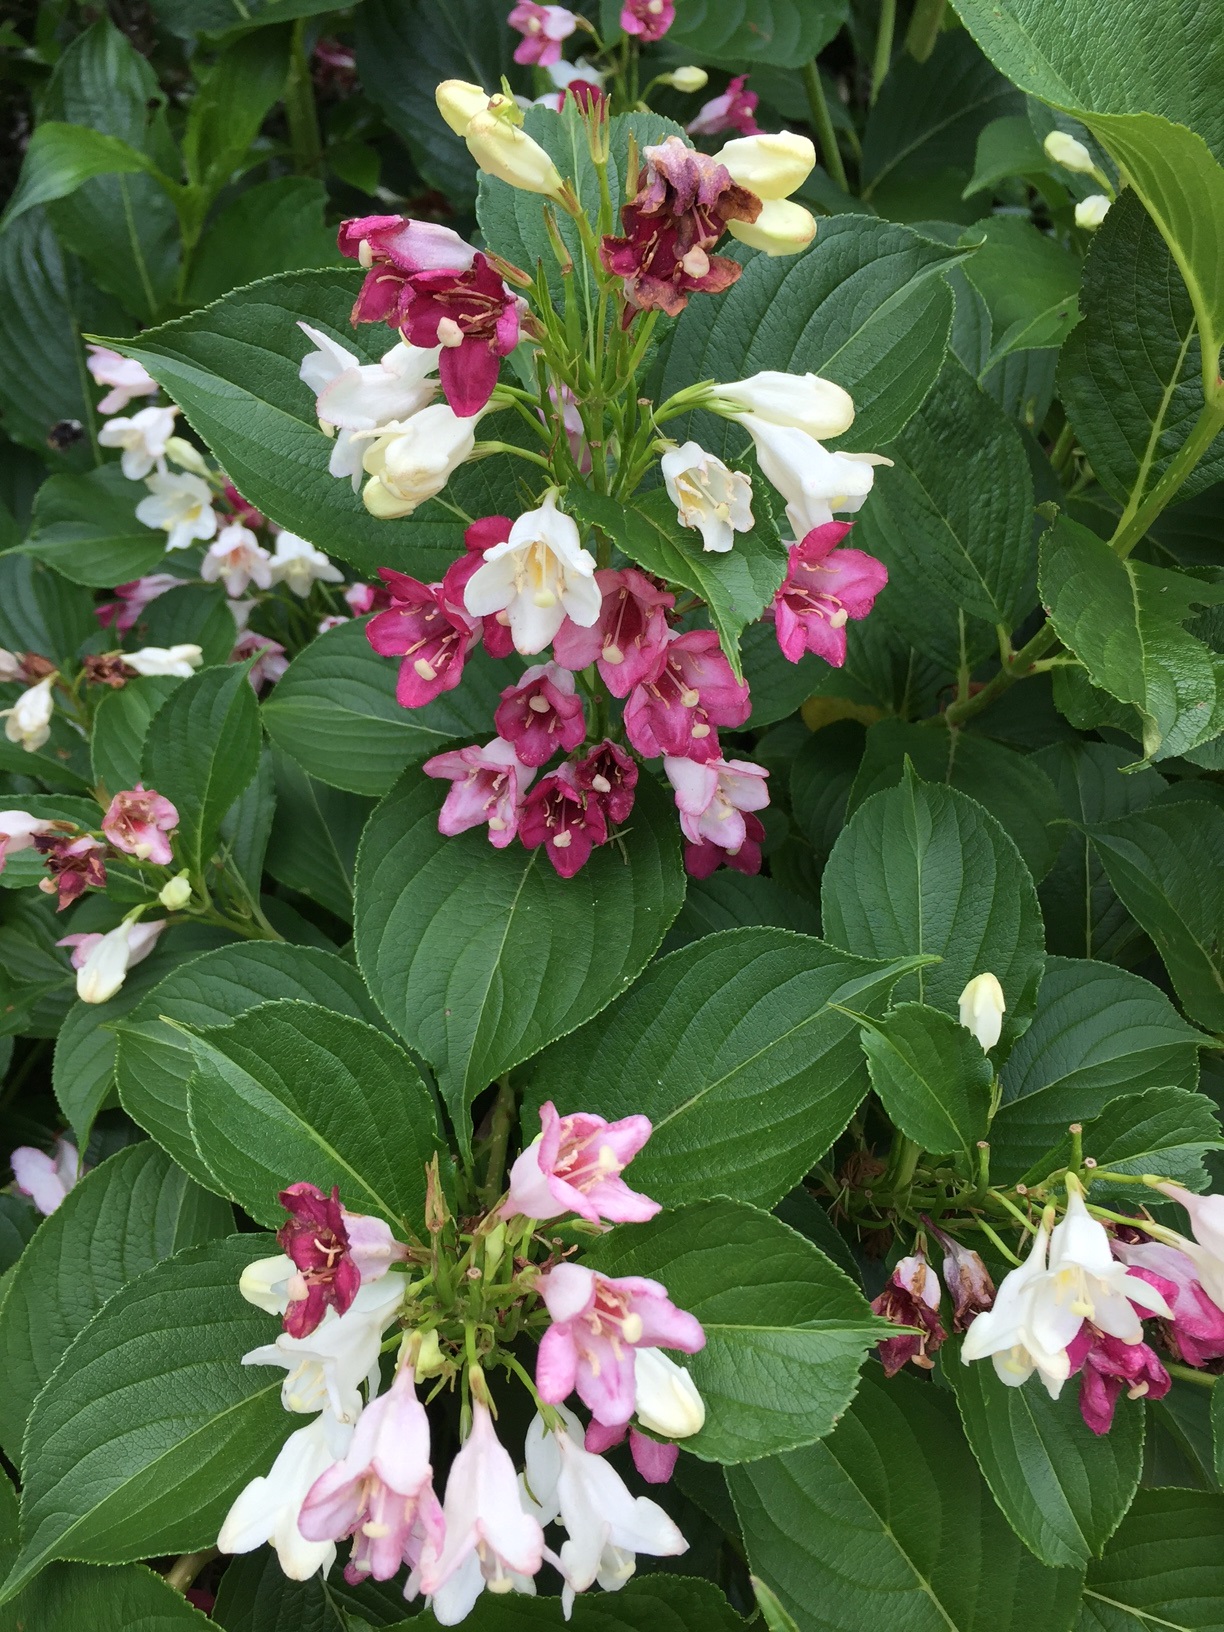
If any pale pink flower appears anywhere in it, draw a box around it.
[0,811,55,874]
[1113,1238,1224,1367]
[10,1136,82,1214]
[664,755,770,854]
[509,2,577,65]
[423,737,534,848]
[102,783,178,864]
[96,574,180,634]
[620,0,673,41]
[686,74,760,138]
[502,1101,659,1225]
[201,524,273,598]
[231,631,289,692]
[86,346,158,414]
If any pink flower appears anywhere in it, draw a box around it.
[339,215,477,327]
[223,483,266,530]
[584,1419,679,1485]
[366,568,478,708]
[416,1400,544,1618]
[494,662,586,768]
[683,811,764,880]
[34,833,107,911]
[536,1262,705,1427]
[441,516,517,659]
[572,739,638,826]
[276,1182,405,1340]
[600,135,758,316]
[519,764,607,878]
[57,932,103,970]
[0,810,55,874]
[502,1100,659,1225]
[1112,1239,1224,1368]
[552,567,673,697]
[299,1368,444,1584]
[620,0,674,42]
[102,784,178,865]
[231,631,289,692]
[344,581,393,616]
[624,629,750,762]
[10,1136,82,1214]
[95,573,179,634]
[400,253,525,418]
[1067,1324,1171,1435]
[546,384,591,473]
[686,75,760,138]
[769,522,888,668]
[664,755,770,859]
[870,1252,947,1377]
[85,345,157,414]
[509,2,577,65]
[423,737,535,848]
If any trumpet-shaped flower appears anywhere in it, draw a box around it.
[686,74,759,137]
[738,415,890,537]
[1112,1239,1224,1367]
[631,1347,706,1438]
[1,675,55,752]
[367,569,479,708]
[10,1136,82,1215]
[624,629,750,762]
[768,521,888,667]
[463,492,600,654]
[423,737,535,847]
[1151,1185,1224,1310]
[711,370,855,439]
[572,739,638,826]
[552,567,673,696]
[509,4,578,67]
[102,784,178,864]
[536,1262,705,1427]
[269,533,344,597]
[242,1276,406,1424]
[960,1223,1071,1396]
[494,662,586,767]
[219,1412,354,1580]
[660,442,753,553]
[124,645,203,678]
[70,917,167,1003]
[201,525,273,597]
[276,1181,406,1340]
[871,1251,946,1376]
[664,755,769,856]
[620,0,673,41]
[682,810,764,880]
[519,764,608,877]
[399,254,525,418]
[1039,1187,1171,1350]
[86,346,158,414]
[362,404,479,519]
[503,1101,660,1226]
[417,1400,544,1623]
[98,404,179,480]
[136,472,218,552]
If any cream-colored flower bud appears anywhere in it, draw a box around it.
[1043,130,1096,175]
[715,132,815,200]
[1075,193,1111,229]
[239,1254,295,1315]
[158,870,192,910]
[436,78,491,136]
[728,198,817,257]
[666,66,708,93]
[465,110,565,198]
[164,436,209,476]
[958,972,1006,1052]
[634,1348,705,1438]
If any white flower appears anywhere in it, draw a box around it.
[711,370,855,439]
[241,1277,404,1424]
[98,404,179,480]
[0,809,55,870]
[1044,130,1096,175]
[124,645,203,678]
[268,532,344,597]
[548,56,608,90]
[714,133,815,199]
[1040,1186,1171,1345]
[164,436,210,476]
[10,1136,82,1214]
[218,1412,353,1580]
[958,972,1005,1052]
[660,442,753,553]
[418,1400,544,1624]
[239,1253,297,1316]
[135,472,218,553]
[1075,193,1111,229]
[76,918,167,1004]
[633,1348,705,1438]
[361,404,479,519]
[201,524,273,597]
[86,346,158,414]
[738,415,891,537]
[464,491,600,654]
[1,676,55,752]
[311,338,441,493]
[0,649,22,682]
[523,1412,686,1616]
[960,1222,1071,1395]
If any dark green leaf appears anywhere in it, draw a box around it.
[0,1561,213,1632]
[136,583,238,668]
[663,0,846,68]
[182,29,289,193]
[660,872,822,953]
[959,217,1081,364]
[0,124,164,234]
[23,464,167,588]
[856,1001,994,1163]
[264,748,372,921]
[91,677,181,798]
[1080,1488,1224,1631]
[183,178,342,308]
[1040,1086,1223,1194]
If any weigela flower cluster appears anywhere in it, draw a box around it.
[220,1105,705,1621]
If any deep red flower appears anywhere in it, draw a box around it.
[871,1252,946,1377]
[400,252,524,417]
[519,765,607,878]
[1067,1323,1171,1435]
[33,833,107,911]
[441,516,516,658]
[572,739,638,825]
[494,662,586,768]
[276,1182,362,1339]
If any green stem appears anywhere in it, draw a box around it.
[905,0,946,62]
[1166,1362,1218,1388]
[285,19,322,175]
[1049,421,1076,476]
[939,620,1061,729]
[1108,401,1224,559]
[801,61,848,194]
[977,1219,1024,1267]
[481,1077,517,1205]
[165,1549,216,1594]
[870,0,896,103]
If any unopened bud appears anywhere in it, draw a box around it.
[1043,130,1096,175]
[413,1327,445,1379]
[665,66,708,93]
[634,1348,705,1438]
[0,648,23,682]
[1075,193,1111,229]
[465,110,565,198]
[958,972,1005,1052]
[483,1220,507,1278]
[164,436,209,476]
[239,1253,294,1315]
[424,1154,451,1234]
[436,78,491,136]
[715,132,815,200]
[158,870,192,910]
[728,198,817,257]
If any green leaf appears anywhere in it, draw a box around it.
[182,28,289,193]
[1080,1488,1224,1631]
[183,177,342,308]
[584,1200,885,1464]
[531,928,924,1210]
[990,956,1206,1182]
[661,872,822,953]
[0,1142,231,1468]
[662,0,846,68]
[109,270,528,581]
[115,942,386,1186]
[959,216,1081,365]
[137,583,238,668]
[847,719,1061,883]
[729,1368,1082,1632]
[0,551,95,669]
[1033,1085,1223,1194]
[182,999,439,1231]
[142,662,262,876]
[3,1235,287,1605]
[379,1575,748,1631]
[91,676,181,797]
[1060,190,1224,509]
[821,766,1046,1050]
[855,1001,994,1163]
[211,1548,409,1631]
[151,0,347,33]
[261,618,513,798]
[23,464,167,588]
[566,485,785,682]
[655,218,960,456]
[0,1562,214,1632]
[1089,802,1224,1032]
[263,748,372,921]
[1040,515,1224,763]
[0,123,166,234]
[963,114,1051,198]
[353,768,684,1158]
[950,1340,1143,1570]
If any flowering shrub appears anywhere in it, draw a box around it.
[1,1,1223,1629]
